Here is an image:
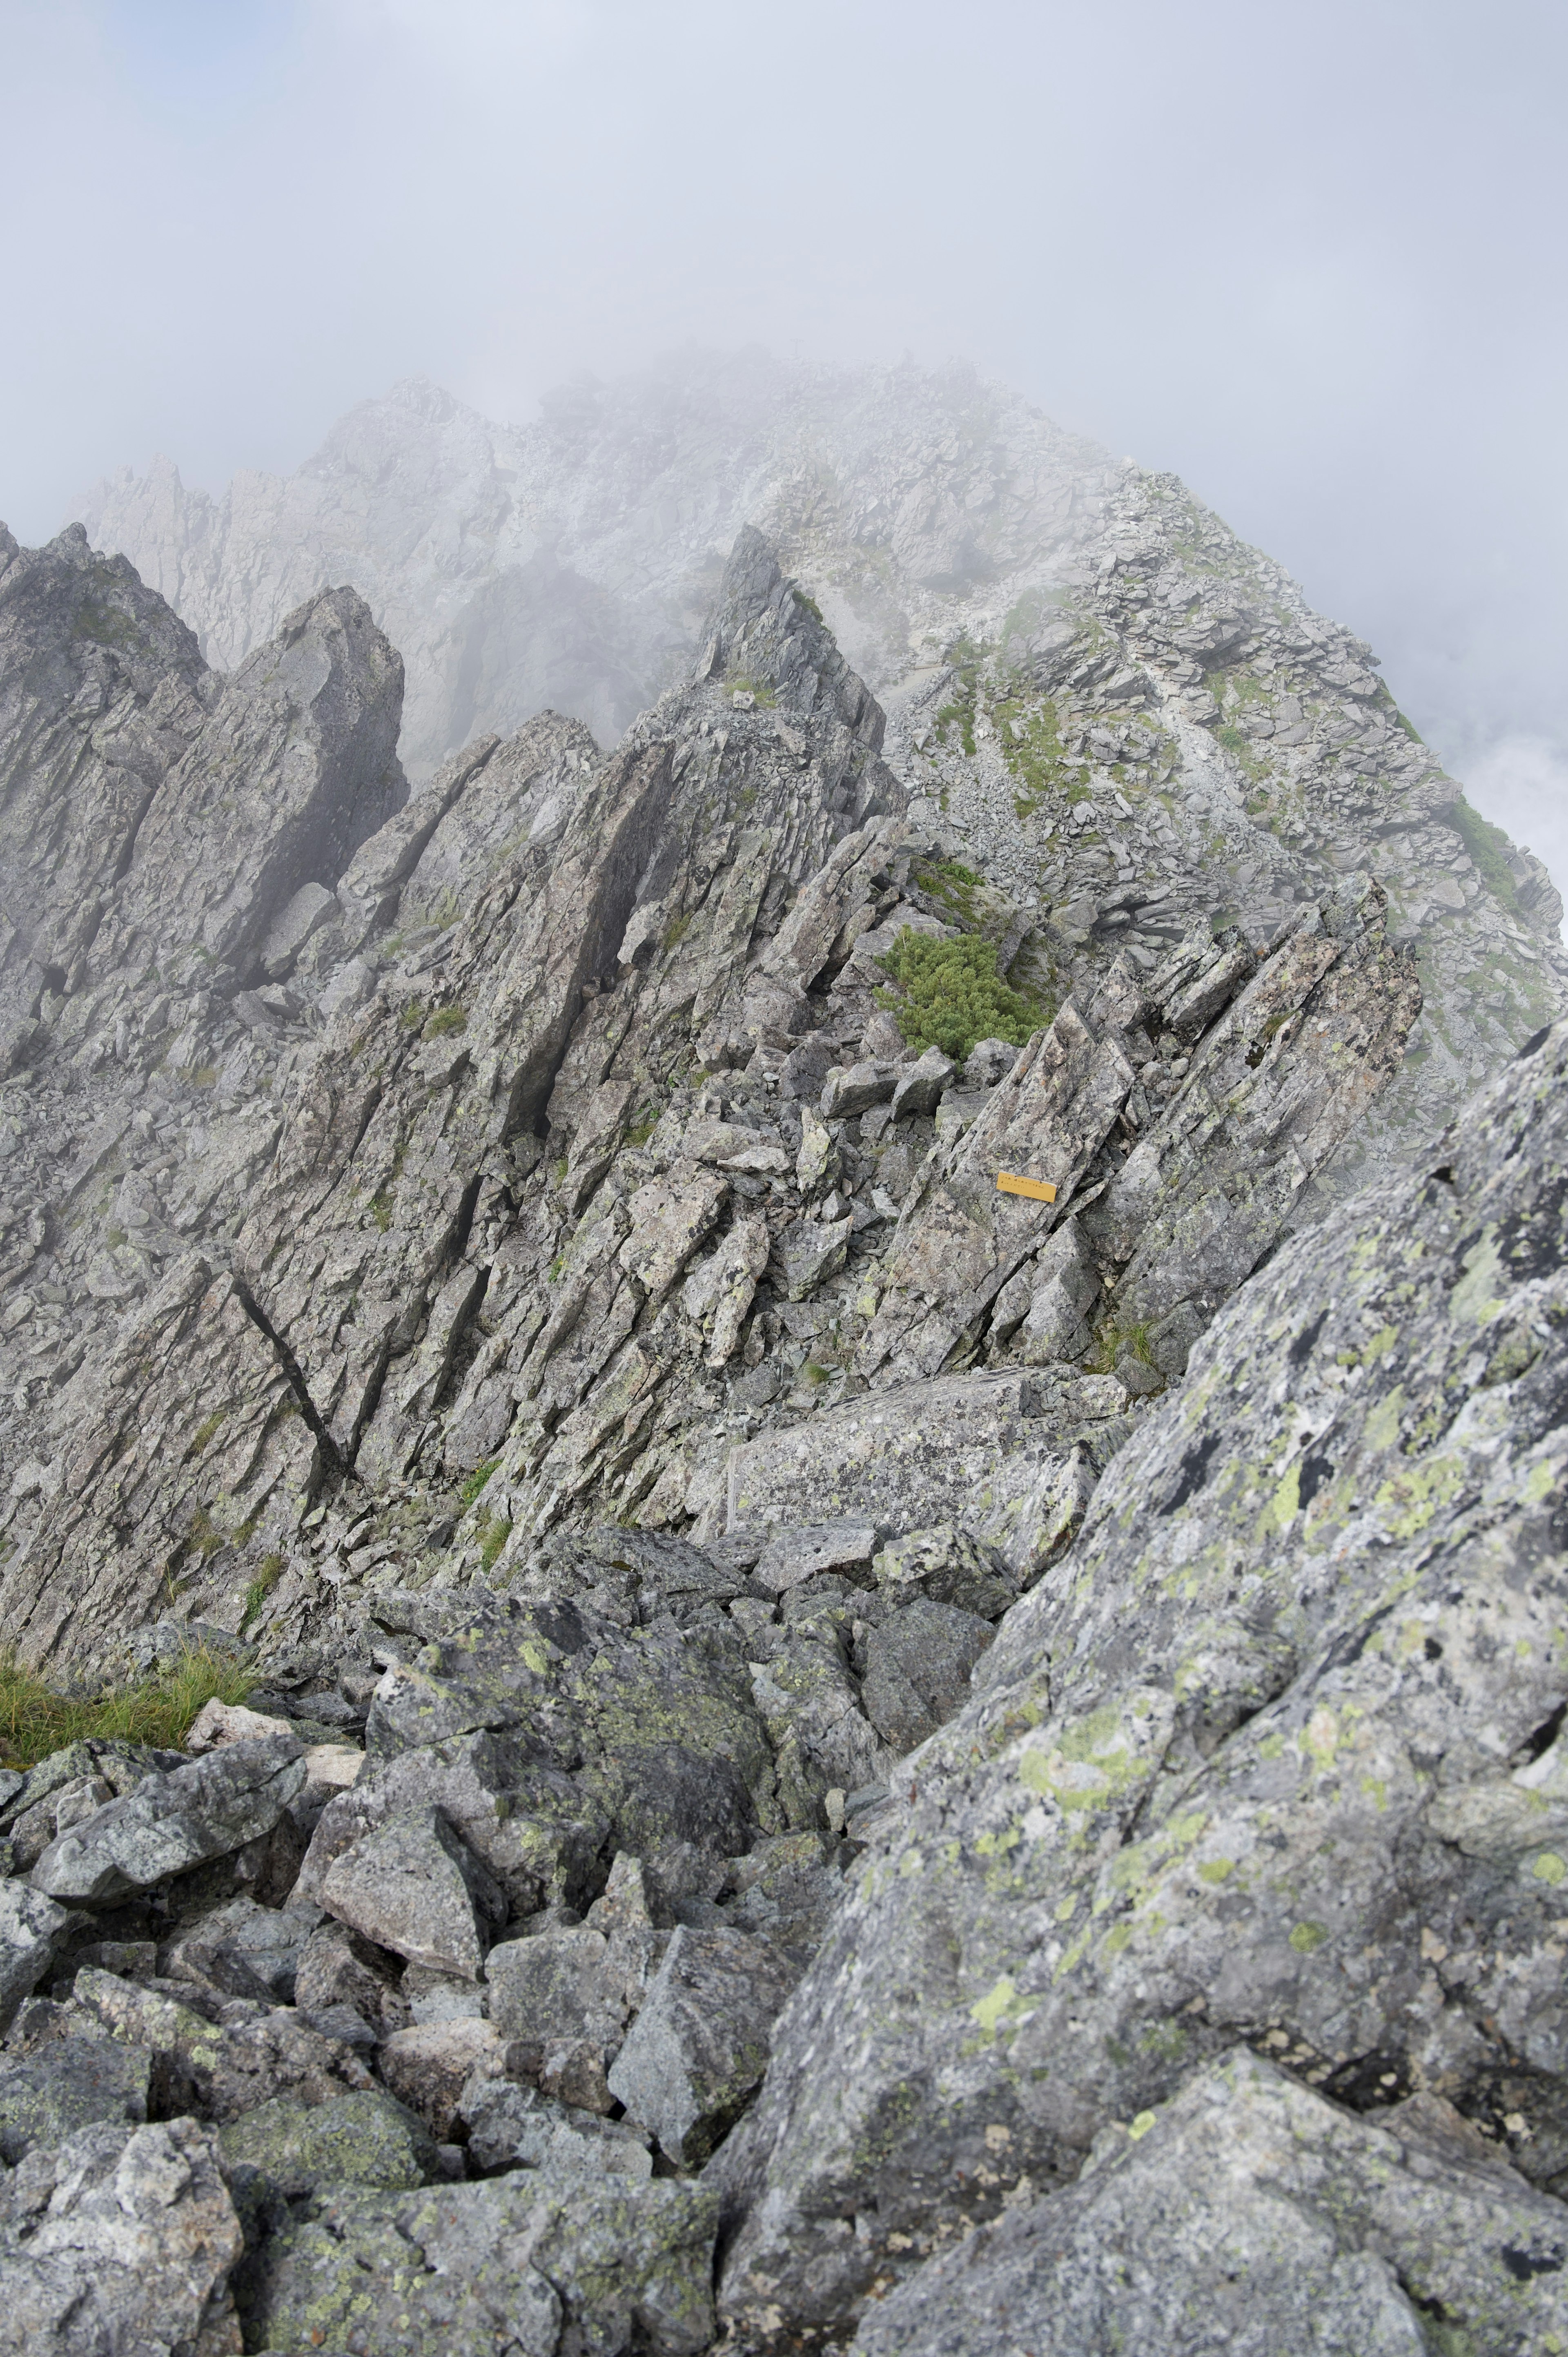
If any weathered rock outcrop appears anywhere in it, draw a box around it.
[713,1014,1568,2348]
[75,356,1568,1166]
[0,485,1560,2357]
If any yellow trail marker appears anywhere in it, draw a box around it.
[997,1172,1057,1203]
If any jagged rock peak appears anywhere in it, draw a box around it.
[694,525,884,752]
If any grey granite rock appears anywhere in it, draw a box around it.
[713,1014,1568,2345]
[0,2040,151,2162]
[0,1884,73,2032]
[318,1801,505,1979]
[607,1924,800,2164]
[852,2051,1568,2357]
[220,2085,438,2194]
[0,2116,243,2357]
[69,1965,372,2123]
[238,2170,720,2357]
[859,1595,995,1754]
[460,2077,653,2180]
[30,1734,306,1902]
[376,2016,518,2141]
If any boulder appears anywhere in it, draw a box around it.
[239,2172,720,2357]
[821,1061,897,1118]
[889,1047,957,1120]
[0,2040,151,2162]
[607,1925,800,2164]
[461,2078,653,2180]
[852,2052,1568,2357]
[220,2085,438,2194]
[0,2118,244,2357]
[319,1802,505,1978]
[859,1597,995,1754]
[378,2018,518,2141]
[752,1520,880,1596]
[0,1884,73,2033]
[29,1734,306,1903]
[71,1966,371,2123]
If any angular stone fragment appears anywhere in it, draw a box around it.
[293,1916,410,2036]
[71,1965,372,2122]
[774,1213,854,1302]
[860,1597,995,1753]
[319,1802,505,1978]
[851,2054,1568,2357]
[871,1525,1016,1620]
[0,2040,151,2162]
[962,1038,1018,1088]
[29,1734,306,1902]
[484,1922,628,2050]
[1,2118,244,2357]
[461,2077,653,2180]
[220,2086,438,2194]
[607,1924,800,2163]
[378,2018,517,2141]
[753,1520,880,1596]
[821,1061,897,1118]
[1012,1216,1099,1365]
[183,1696,295,1752]
[241,2173,718,2357]
[0,1884,73,2032]
[618,1166,728,1303]
[890,1046,956,1120]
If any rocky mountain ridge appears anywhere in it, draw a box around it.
[0,481,1564,2355]
[75,354,1568,1176]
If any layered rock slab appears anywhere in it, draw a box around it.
[715,1015,1568,2344]
[852,2052,1568,2357]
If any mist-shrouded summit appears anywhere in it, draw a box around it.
[4,349,1568,2357]
[73,349,1568,1171]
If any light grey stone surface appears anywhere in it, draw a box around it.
[607,1924,800,2164]
[0,2117,243,2357]
[318,1801,503,1978]
[0,1882,73,2030]
[852,2052,1568,2357]
[714,1015,1568,2346]
[29,1734,306,1902]
[238,2171,719,2357]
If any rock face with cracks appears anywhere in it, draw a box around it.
[0,447,1563,2357]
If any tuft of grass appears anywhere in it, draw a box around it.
[422,1006,468,1038]
[662,913,692,952]
[876,929,1043,1062]
[240,1552,287,1635]
[914,858,983,928]
[791,587,824,626]
[459,1458,499,1507]
[478,1514,513,1573]
[0,1643,254,1770]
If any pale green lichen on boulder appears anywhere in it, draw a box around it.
[219,2086,438,2193]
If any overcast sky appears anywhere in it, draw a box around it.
[4,0,1565,889]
